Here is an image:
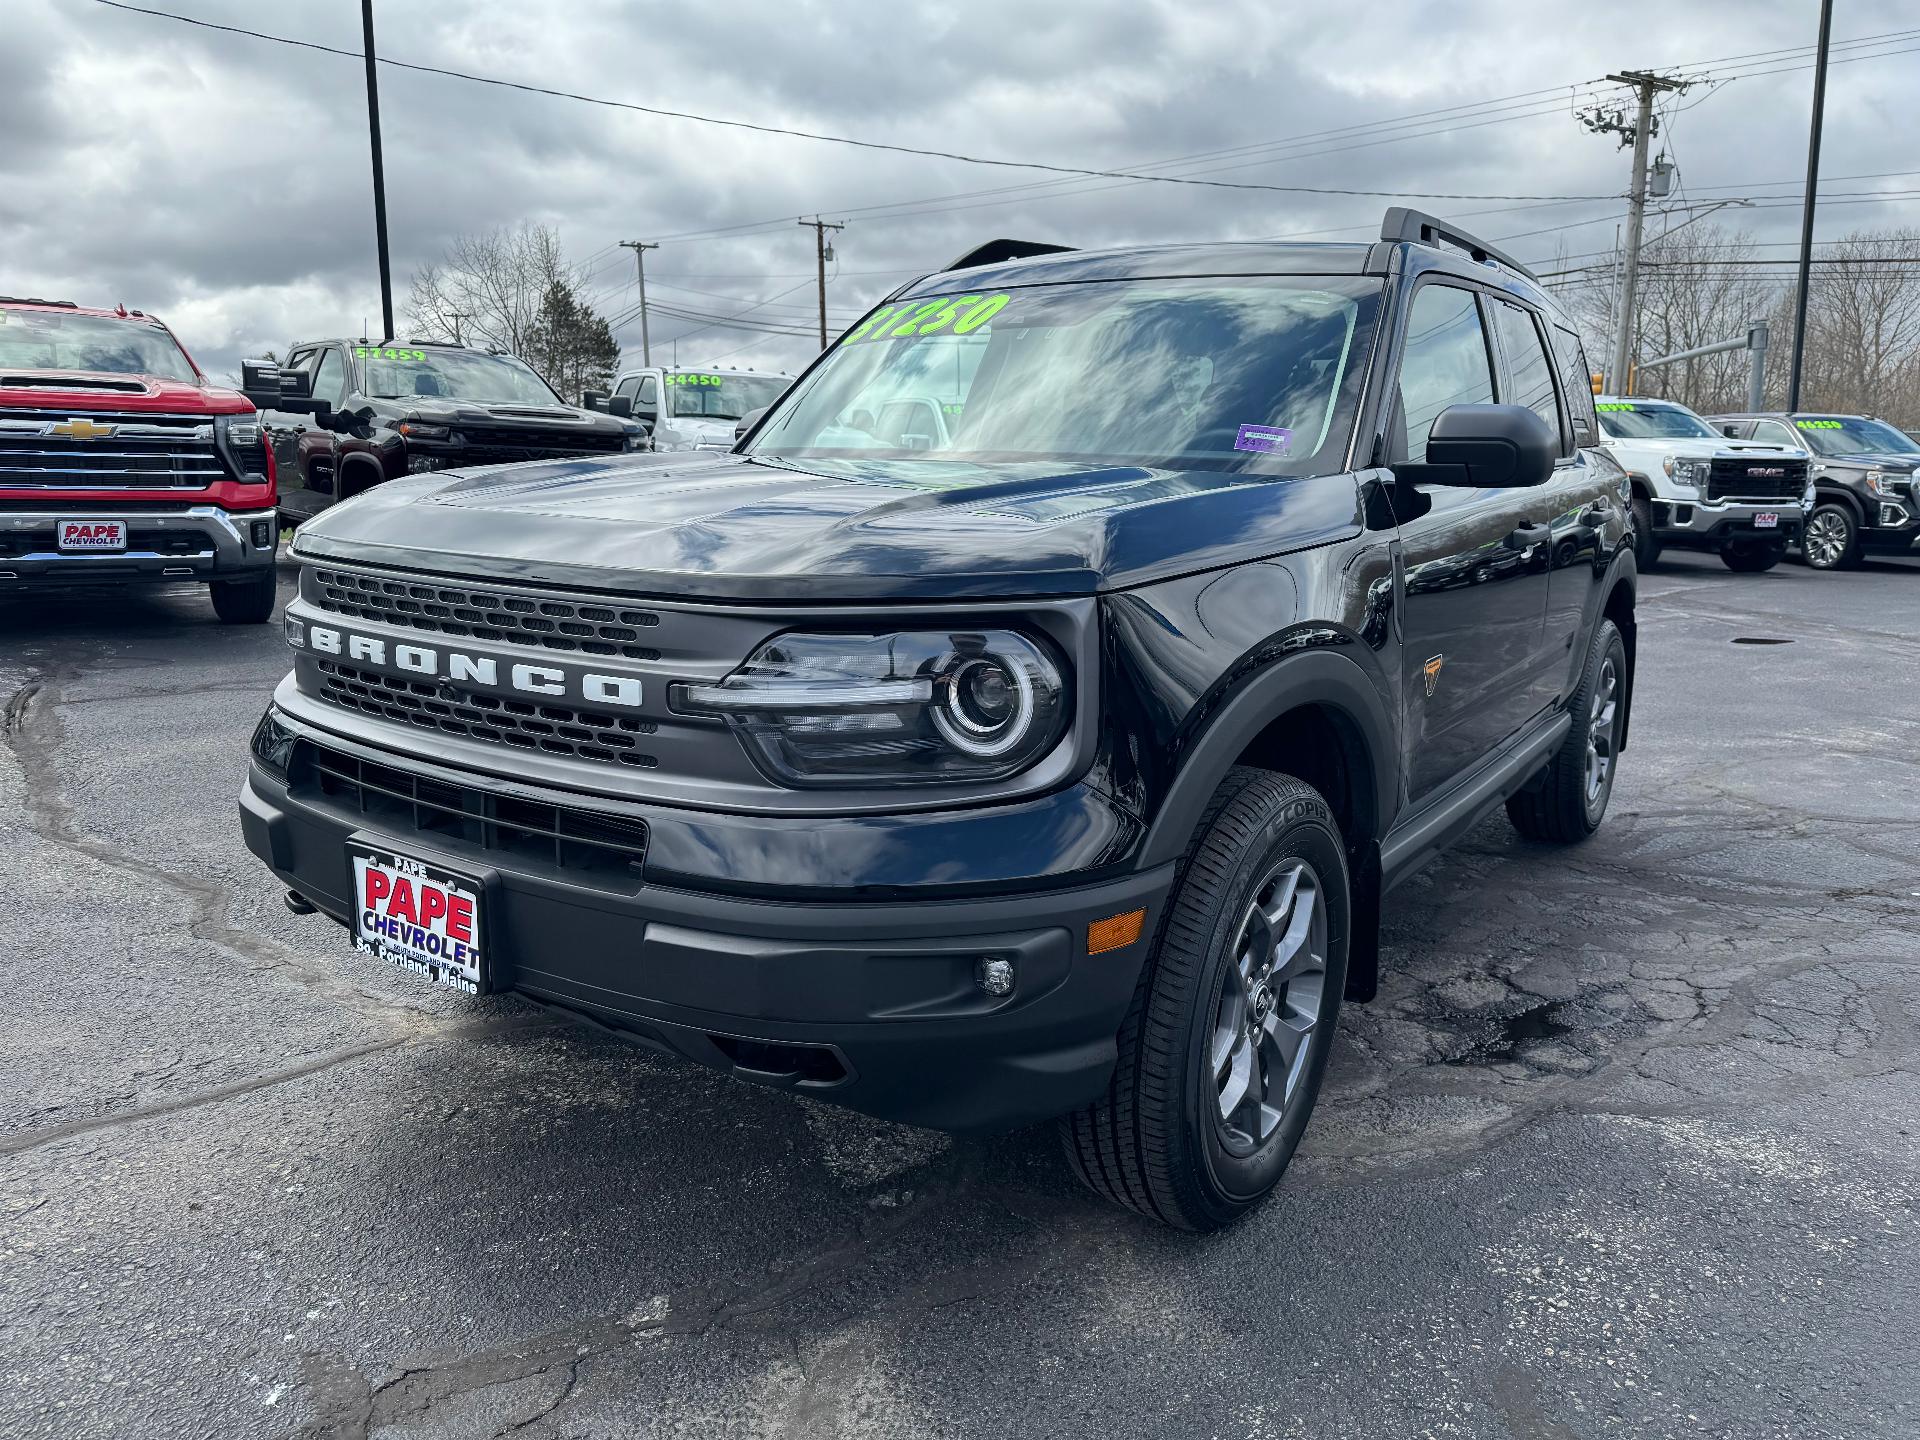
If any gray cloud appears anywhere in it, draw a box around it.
[3,0,1917,382]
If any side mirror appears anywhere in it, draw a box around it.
[580,390,606,412]
[1415,404,1557,488]
[608,395,634,419]
[241,357,315,412]
[735,405,769,444]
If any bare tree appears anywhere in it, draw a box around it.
[407,224,572,356]
[1791,229,1920,426]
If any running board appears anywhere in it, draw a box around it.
[1380,713,1572,889]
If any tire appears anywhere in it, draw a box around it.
[1630,493,1660,571]
[1507,619,1625,844]
[1061,767,1349,1231]
[1719,540,1785,573]
[210,568,278,625]
[1800,502,1861,570]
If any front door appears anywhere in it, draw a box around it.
[1389,283,1554,803]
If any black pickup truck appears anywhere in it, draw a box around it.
[247,340,644,528]
[241,212,1636,1230]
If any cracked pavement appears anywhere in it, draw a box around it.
[2,547,1917,1439]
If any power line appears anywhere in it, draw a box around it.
[88,0,1620,204]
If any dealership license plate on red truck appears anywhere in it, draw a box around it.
[349,845,489,994]
[57,519,126,551]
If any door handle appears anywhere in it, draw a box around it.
[1505,522,1552,550]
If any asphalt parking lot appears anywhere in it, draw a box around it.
[3,547,1917,1440]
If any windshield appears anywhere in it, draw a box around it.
[745,276,1382,475]
[1595,402,1716,440]
[357,347,560,405]
[0,311,197,381]
[1796,415,1920,457]
[665,371,790,421]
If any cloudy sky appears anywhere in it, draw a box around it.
[4,0,1917,384]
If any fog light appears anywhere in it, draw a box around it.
[250,519,273,547]
[976,956,1015,997]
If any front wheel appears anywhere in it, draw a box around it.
[210,568,278,624]
[1630,494,1661,571]
[1507,618,1626,844]
[1061,767,1349,1231]
[1800,503,1861,570]
[1720,539,1786,573]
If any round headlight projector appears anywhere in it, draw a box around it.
[934,653,1035,757]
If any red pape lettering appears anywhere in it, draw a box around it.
[387,877,417,924]
[445,895,474,945]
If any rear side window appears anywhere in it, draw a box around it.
[1552,325,1598,448]
[1396,285,1496,463]
[1489,300,1565,454]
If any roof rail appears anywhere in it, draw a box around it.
[944,239,1076,272]
[1380,208,1538,282]
[0,295,79,308]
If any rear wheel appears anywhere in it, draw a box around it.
[1629,493,1661,570]
[1720,539,1785,572]
[1061,767,1348,1231]
[210,568,277,625]
[1801,503,1861,570]
[1507,619,1625,844]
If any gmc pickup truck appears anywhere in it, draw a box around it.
[0,297,278,622]
[241,211,1637,1230]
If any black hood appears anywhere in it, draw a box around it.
[290,450,1364,601]
[1824,451,1920,472]
[364,396,629,436]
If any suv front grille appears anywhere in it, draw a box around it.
[0,411,224,488]
[308,566,662,660]
[314,658,660,769]
[291,739,649,884]
[1706,456,1807,502]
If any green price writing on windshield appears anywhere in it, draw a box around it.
[844,293,1010,344]
[1796,419,1843,429]
[355,346,427,362]
[667,373,726,386]
[1595,402,1636,412]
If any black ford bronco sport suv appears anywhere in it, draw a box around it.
[241,211,1636,1230]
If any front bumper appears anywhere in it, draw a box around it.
[1651,497,1804,548]
[0,506,277,586]
[1859,495,1920,547]
[239,737,1171,1134]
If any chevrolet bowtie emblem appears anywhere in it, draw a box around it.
[47,418,117,441]
[1423,655,1445,697]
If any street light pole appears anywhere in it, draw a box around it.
[1787,0,1835,411]
[360,0,394,343]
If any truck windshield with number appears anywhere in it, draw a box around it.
[0,296,280,622]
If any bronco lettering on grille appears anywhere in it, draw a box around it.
[302,624,644,708]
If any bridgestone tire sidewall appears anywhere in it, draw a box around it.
[1185,795,1349,1211]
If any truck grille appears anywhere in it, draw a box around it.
[0,411,224,488]
[314,657,660,769]
[460,425,625,453]
[1706,456,1806,502]
[0,526,212,558]
[291,738,649,884]
[307,565,662,660]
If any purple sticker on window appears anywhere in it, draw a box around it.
[1234,424,1293,455]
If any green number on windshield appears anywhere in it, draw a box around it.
[952,294,1009,334]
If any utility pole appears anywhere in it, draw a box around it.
[1584,72,1689,393]
[1787,0,1834,411]
[619,241,660,366]
[798,217,846,349]
[449,311,469,345]
[360,0,394,343]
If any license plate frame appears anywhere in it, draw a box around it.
[57,518,127,552]
[1754,512,1780,529]
[348,842,491,995]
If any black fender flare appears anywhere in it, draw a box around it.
[1138,648,1399,870]
[336,451,386,502]
[1812,484,1866,523]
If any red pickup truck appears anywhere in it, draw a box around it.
[0,296,279,622]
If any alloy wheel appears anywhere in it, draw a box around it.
[1586,654,1619,805]
[1209,860,1329,1156]
[1804,509,1850,568]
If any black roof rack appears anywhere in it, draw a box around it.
[944,239,1076,272]
[1380,208,1538,283]
[0,296,79,308]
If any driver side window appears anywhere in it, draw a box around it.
[1397,286,1495,463]
[1753,419,1800,448]
[310,347,347,408]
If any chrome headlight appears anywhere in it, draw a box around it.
[397,421,452,441]
[1664,457,1704,488]
[226,420,263,448]
[1862,469,1888,495]
[672,629,1069,787]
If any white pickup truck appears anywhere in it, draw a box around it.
[1595,395,1813,572]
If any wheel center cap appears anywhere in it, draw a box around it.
[1251,984,1275,1024]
